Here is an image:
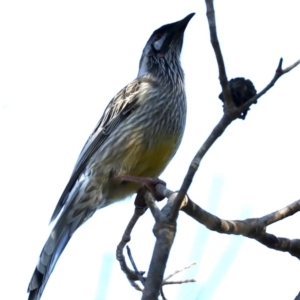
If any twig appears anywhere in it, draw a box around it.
[163,262,196,281]
[205,0,233,108]
[116,192,148,286]
[160,263,197,299]
[126,246,145,285]
[163,279,196,285]
[160,287,167,300]
[117,192,192,298]
[237,58,300,113]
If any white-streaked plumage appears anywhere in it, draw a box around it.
[28,13,194,300]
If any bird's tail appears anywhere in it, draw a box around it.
[27,203,93,300]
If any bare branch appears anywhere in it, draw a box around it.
[160,288,167,300]
[205,0,232,108]
[169,0,300,222]
[294,291,300,300]
[169,114,232,221]
[283,59,300,73]
[116,192,148,284]
[122,2,300,297]
[155,183,300,258]
[182,197,300,259]
[256,233,300,257]
[142,195,177,300]
[237,58,300,113]
[260,199,300,226]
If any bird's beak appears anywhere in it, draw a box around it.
[159,13,195,56]
[172,13,195,35]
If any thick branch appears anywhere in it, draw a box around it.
[142,194,177,300]
[169,114,232,220]
[256,233,300,257]
[156,183,300,259]
[182,196,300,259]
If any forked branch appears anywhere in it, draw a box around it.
[170,0,300,221]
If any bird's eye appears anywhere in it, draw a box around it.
[154,33,163,41]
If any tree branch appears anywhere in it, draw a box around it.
[169,0,300,222]
[163,262,196,281]
[119,1,300,297]
[156,183,300,259]
[116,195,147,287]
[205,0,233,108]
[237,58,300,113]
[182,196,300,259]
[142,193,177,300]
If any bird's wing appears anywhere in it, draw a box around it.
[50,79,142,223]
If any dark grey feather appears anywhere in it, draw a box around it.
[50,81,141,223]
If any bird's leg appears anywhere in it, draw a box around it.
[119,175,166,201]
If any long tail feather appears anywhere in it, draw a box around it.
[27,208,89,300]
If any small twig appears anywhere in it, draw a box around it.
[126,246,145,285]
[283,59,300,72]
[163,262,196,281]
[160,287,167,300]
[160,279,196,300]
[116,193,148,284]
[238,58,300,114]
[205,0,232,108]
[163,279,196,285]
[126,246,139,273]
[117,191,193,298]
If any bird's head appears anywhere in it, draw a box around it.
[138,13,195,77]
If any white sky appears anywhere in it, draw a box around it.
[1,1,300,300]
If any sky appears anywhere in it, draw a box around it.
[1,1,300,300]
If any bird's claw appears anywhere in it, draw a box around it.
[119,175,166,201]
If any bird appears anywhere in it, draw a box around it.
[27,13,195,300]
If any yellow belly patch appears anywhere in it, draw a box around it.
[100,133,180,201]
[126,135,179,178]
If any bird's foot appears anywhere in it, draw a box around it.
[119,175,166,201]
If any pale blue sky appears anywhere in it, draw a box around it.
[1,1,300,299]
